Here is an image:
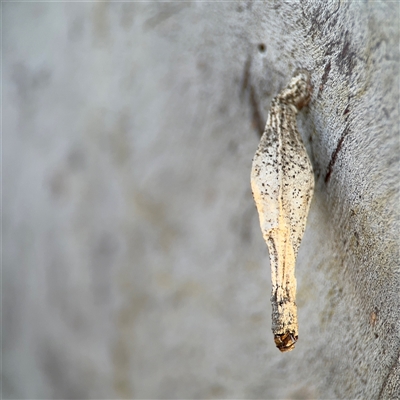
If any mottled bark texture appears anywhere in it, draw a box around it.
[3,2,399,399]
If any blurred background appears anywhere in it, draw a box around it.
[4,3,306,398]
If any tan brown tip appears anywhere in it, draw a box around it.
[274,332,298,352]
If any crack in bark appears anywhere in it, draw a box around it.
[240,55,264,138]
[324,125,350,183]
[318,59,331,97]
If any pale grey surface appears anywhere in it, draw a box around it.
[3,2,399,399]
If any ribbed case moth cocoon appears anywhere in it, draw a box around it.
[251,70,314,352]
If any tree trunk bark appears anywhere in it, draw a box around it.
[3,1,399,399]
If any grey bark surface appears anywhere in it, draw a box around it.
[3,2,399,399]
